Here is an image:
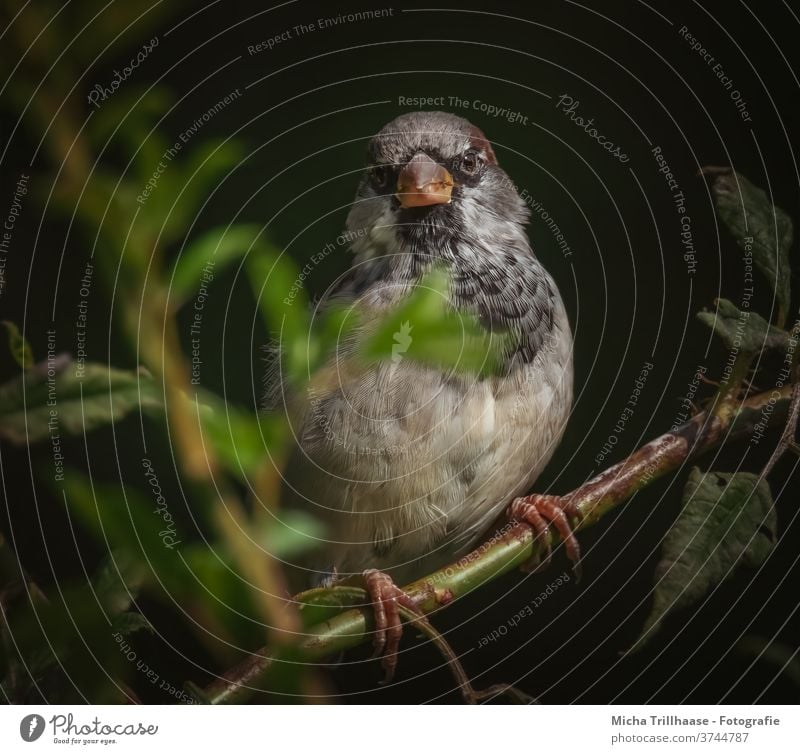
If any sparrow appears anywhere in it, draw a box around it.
[275,111,576,679]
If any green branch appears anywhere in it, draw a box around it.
[202,383,794,704]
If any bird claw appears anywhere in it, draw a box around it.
[509,494,583,580]
[361,569,421,682]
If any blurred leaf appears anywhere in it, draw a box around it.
[697,298,789,353]
[362,270,502,375]
[86,87,173,180]
[63,470,257,649]
[58,170,150,284]
[62,469,176,577]
[312,305,358,358]
[0,524,48,695]
[261,510,324,558]
[2,321,33,370]
[246,247,312,382]
[0,360,162,444]
[195,389,287,479]
[92,552,146,615]
[170,224,265,306]
[151,140,244,246]
[3,551,145,701]
[703,167,794,324]
[64,468,259,646]
[178,544,264,646]
[635,468,776,649]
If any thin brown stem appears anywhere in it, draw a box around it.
[202,382,794,704]
[762,380,800,476]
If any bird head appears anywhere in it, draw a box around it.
[346,111,530,260]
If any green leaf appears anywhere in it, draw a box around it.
[703,167,794,324]
[178,544,265,644]
[91,552,146,615]
[194,389,287,478]
[3,552,145,697]
[0,360,162,444]
[246,248,313,382]
[635,468,776,649]
[62,171,151,283]
[62,469,178,578]
[62,469,267,646]
[261,510,324,558]
[170,224,265,305]
[152,140,244,246]
[697,298,789,353]
[362,270,502,376]
[2,321,34,369]
[86,87,174,180]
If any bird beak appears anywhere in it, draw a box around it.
[396,153,454,208]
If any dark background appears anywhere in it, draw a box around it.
[1,0,799,703]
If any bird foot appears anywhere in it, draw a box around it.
[508,493,583,580]
[361,569,421,682]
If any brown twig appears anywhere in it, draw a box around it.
[393,604,491,705]
[762,381,800,476]
[200,382,794,704]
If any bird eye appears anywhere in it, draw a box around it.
[457,150,482,176]
[371,165,392,191]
